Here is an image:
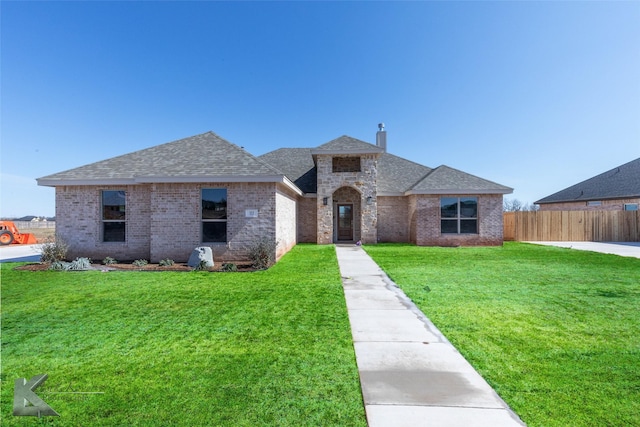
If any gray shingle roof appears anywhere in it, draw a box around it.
[409,165,513,194]
[258,148,317,193]
[312,135,384,153]
[376,153,432,194]
[535,157,640,204]
[38,130,513,196]
[38,132,283,185]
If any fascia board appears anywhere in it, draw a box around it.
[310,149,383,155]
[37,178,137,187]
[405,188,514,196]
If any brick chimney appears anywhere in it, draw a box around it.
[376,123,387,152]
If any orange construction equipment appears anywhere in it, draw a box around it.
[0,221,38,245]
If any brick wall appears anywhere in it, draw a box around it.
[410,194,504,246]
[377,196,409,242]
[55,185,151,261]
[297,197,317,243]
[538,198,640,211]
[275,185,298,260]
[55,182,292,263]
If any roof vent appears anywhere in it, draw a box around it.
[376,123,387,152]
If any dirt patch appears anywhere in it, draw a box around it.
[14,261,258,272]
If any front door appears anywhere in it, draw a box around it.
[337,204,353,241]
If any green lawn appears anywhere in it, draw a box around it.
[0,245,366,426]
[364,242,640,427]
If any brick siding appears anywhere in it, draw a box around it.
[538,198,640,211]
[377,196,409,242]
[409,194,504,246]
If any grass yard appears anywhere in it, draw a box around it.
[0,245,366,426]
[364,242,640,427]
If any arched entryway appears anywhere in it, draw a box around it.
[332,186,361,243]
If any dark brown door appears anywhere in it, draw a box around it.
[337,204,353,241]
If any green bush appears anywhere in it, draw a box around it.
[132,259,148,268]
[221,263,237,272]
[103,256,117,265]
[159,258,175,267]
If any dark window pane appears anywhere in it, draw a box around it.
[202,189,227,219]
[460,197,478,218]
[203,222,227,242]
[460,219,478,234]
[103,191,126,220]
[104,222,125,242]
[441,197,458,218]
[441,219,458,234]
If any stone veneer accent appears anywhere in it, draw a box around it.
[315,153,379,244]
[409,194,504,246]
[55,182,294,263]
[538,198,640,211]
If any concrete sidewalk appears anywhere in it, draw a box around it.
[335,245,525,427]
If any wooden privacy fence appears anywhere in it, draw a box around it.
[504,211,640,242]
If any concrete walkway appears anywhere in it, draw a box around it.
[335,245,526,427]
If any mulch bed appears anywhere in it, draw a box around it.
[14,261,258,272]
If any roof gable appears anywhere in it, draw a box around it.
[311,135,383,154]
[408,165,513,194]
[536,157,640,204]
[38,132,284,185]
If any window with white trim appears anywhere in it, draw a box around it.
[102,190,126,242]
[441,197,478,234]
[202,188,227,242]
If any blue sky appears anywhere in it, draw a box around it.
[1,1,639,218]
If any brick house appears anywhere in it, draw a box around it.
[37,127,513,263]
[535,158,640,211]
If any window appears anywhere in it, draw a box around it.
[202,188,227,242]
[587,201,602,206]
[332,157,361,173]
[441,197,478,234]
[102,190,126,242]
[624,203,638,211]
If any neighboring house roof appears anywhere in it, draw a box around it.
[38,130,512,196]
[37,132,300,192]
[535,157,640,204]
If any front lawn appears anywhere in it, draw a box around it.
[364,242,640,427]
[0,245,366,426]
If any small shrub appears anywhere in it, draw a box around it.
[68,257,92,271]
[39,235,69,263]
[221,263,237,272]
[48,257,92,271]
[159,258,175,267]
[103,256,117,265]
[193,260,210,271]
[132,259,148,268]
[49,261,68,271]
[248,236,279,270]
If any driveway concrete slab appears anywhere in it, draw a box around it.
[0,244,41,262]
[527,241,640,259]
[335,245,526,426]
